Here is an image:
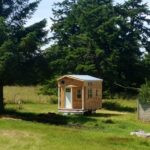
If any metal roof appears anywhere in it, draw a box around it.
[64,75,103,81]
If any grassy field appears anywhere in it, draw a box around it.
[1,86,150,150]
[4,86,52,104]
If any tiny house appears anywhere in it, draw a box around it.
[57,75,103,114]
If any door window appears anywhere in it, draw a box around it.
[66,88,71,92]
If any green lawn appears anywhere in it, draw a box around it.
[0,99,150,150]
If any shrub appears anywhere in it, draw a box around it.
[49,95,57,104]
[39,78,57,96]
[139,81,150,104]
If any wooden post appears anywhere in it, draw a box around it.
[71,87,73,109]
[58,87,60,109]
[82,86,84,110]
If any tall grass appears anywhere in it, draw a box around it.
[4,86,52,104]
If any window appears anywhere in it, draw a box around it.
[66,88,71,92]
[77,89,82,99]
[88,89,92,98]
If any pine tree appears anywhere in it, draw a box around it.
[0,0,48,113]
[47,0,120,91]
[47,0,150,94]
[114,0,150,87]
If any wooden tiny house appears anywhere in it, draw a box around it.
[57,75,103,114]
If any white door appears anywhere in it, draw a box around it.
[65,88,72,109]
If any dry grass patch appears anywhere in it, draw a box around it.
[0,130,36,138]
[4,86,50,104]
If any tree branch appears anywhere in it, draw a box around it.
[114,82,140,91]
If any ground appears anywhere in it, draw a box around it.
[0,86,150,150]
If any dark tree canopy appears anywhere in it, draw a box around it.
[0,0,49,112]
[46,0,150,94]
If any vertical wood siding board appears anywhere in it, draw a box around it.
[58,87,60,109]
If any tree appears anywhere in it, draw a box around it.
[46,0,150,94]
[47,0,120,92]
[48,0,116,75]
[0,17,11,111]
[114,0,150,88]
[0,0,48,113]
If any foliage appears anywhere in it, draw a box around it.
[0,0,49,86]
[49,95,58,104]
[39,77,58,96]
[139,81,150,103]
[0,0,49,112]
[46,0,150,95]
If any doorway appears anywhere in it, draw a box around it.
[65,88,72,109]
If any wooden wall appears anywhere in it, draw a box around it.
[72,87,82,109]
[58,77,83,109]
[84,81,102,110]
[58,76,102,111]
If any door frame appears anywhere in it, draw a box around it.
[65,87,72,109]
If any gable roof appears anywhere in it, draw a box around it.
[58,75,103,81]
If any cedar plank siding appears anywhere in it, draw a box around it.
[72,87,82,109]
[84,81,102,110]
[58,77,84,109]
[58,75,102,113]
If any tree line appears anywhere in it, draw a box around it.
[0,0,150,112]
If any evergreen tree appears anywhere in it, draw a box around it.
[114,0,150,88]
[47,0,120,91]
[47,0,150,94]
[0,0,48,113]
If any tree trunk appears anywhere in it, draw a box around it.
[0,84,4,114]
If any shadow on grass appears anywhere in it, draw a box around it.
[91,113,121,118]
[1,109,97,127]
[102,101,136,112]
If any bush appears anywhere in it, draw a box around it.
[39,78,57,96]
[139,81,150,104]
[49,95,57,104]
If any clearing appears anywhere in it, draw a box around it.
[0,86,150,150]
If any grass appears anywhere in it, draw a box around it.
[4,86,51,104]
[1,86,150,150]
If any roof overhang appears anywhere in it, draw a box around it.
[57,75,84,82]
[57,75,103,82]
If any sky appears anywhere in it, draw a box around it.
[27,0,150,48]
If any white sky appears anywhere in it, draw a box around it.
[26,0,150,48]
